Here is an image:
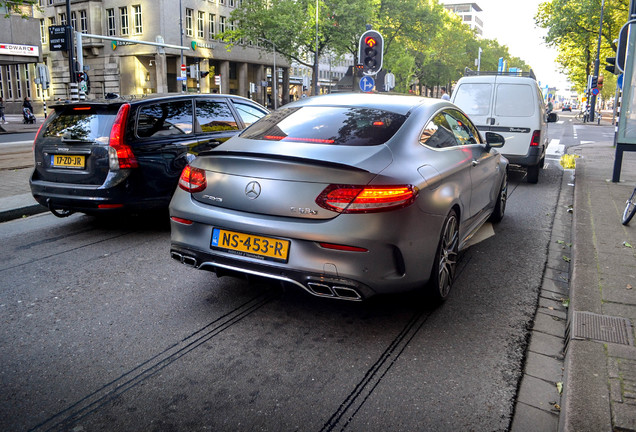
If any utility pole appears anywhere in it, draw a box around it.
[66,0,77,100]
[179,0,185,93]
[589,0,606,122]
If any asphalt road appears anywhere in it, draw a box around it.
[0,123,567,431]
[0,132,36,170]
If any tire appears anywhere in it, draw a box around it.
[527,162,540,184]
[489,171,507,223]
[428,209,459,302]
[623,188,636,226]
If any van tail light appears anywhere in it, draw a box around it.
[316,185,418,214]
[530,130,541,147]
[108,103,138,170]
[179,165,207,193]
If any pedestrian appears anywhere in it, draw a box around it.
[22,96,33,113]
[440,87,451,101]
[0,97,5,124]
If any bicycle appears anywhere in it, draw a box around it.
[622,186,636,225]
[576,109,589,122]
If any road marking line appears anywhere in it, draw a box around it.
[546,139,564,156]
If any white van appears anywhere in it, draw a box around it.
[451,73,556,183]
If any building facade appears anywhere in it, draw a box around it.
[0,5,42,114]
[30,0,293,108]
[442,2,483,36]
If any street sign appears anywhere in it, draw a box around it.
[215,75,221,85]
[48,25,70,51]
[360,75,375,93]
[618,73,624,90]
[592,87,600,96]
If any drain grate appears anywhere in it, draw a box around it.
[570,312,634,346]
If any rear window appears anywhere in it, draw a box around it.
[495,84,535,117]
[136,100,193,138]
[453,83,492,116]
[240,106,406,146]
[43,107,117,144]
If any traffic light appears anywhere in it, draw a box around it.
[358,30,383,75]
[76,71,85,82]
[590,75,598,89]
[597,75,604,90]
[606,57,618,74]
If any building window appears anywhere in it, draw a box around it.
[15,65,22,100]
[80,10,88,33]
[47,0,53,5]
[40,19,46,43]
[208,13,215,39]
[197,11,204,38]
[133,5,142,34]
[185,9,193,37]
[107,9,116,36]
[59,13,66,26]
[229,0,235,7]
[48,17,55,27]
[24,66,31,99]
[71,11,77,30]
[219,16,225,34]
[120,7,129,36]
[219,0,225,5]
[6,66,12,99]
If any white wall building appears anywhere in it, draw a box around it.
[442,2,484,36]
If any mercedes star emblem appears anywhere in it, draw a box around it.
[245,181,262,199]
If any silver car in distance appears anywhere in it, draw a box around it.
[169,93,508,302]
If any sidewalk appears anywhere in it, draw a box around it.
[561,141,636,431]
[0,119,635,431]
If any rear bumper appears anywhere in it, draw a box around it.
[29,171,170,213]
[503,145,544,167]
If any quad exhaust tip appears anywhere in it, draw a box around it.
[307,282,362,301]
[171,251,198,267]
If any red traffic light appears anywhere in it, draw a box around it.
[365,37,377,48]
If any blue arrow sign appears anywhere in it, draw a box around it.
[618,73,624,90]
[360,76,375,93]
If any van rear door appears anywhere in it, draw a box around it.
[451,81,495,129]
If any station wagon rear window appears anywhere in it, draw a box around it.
[43,107,117,143]
[241,106,406,146]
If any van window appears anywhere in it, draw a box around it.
[495,84,534,117]
[453,83,492,116]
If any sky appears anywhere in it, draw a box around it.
[474,0,571,91]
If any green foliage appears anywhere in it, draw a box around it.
[1,0,39,18]
[226,0,540,93]
[536,0,629,93]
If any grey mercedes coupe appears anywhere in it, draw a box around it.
[169,93,508,302]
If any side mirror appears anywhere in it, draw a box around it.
[547,112,559,123]
[485,132,505,148]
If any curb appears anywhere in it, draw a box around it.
[0,203,48,222]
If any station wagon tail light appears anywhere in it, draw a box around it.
[316,185,418,214]
[108,103,138,170]
[179,165,207,193]
[530,130,541,146]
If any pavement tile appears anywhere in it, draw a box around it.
[538,297,568,320]
[541,277,570,297]
[524,350,564,384]
[600,277,636,305]
[510,403,559,432]
[602,303,636,322]
[612,402,636,431]
[528,331,565,358]
[532,311,567,338]
[515,374,561,412]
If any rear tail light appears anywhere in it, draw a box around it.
[316,184,418,214]
[33,121,46,153]
[530,130,541,146]
[318,242,368,252]
[179,165,207,193]
[108,103,138,170]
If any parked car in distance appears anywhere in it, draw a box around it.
[30,94,268,217]
[451,71,557,184]
[562,105,572,112]
[169,93,508,303]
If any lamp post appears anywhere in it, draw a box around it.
[259,38,277,109]
[314,0,319,96]
[179,0,185,93]
[589,0,606,122]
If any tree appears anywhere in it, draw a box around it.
[536,0,629,92]
[1,0,38,18]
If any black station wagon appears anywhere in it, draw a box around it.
[30,94,268,217]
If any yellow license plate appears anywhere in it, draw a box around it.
[211,228,290,262]
[52,154,85,168]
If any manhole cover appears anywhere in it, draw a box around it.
[570,312,634,346]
